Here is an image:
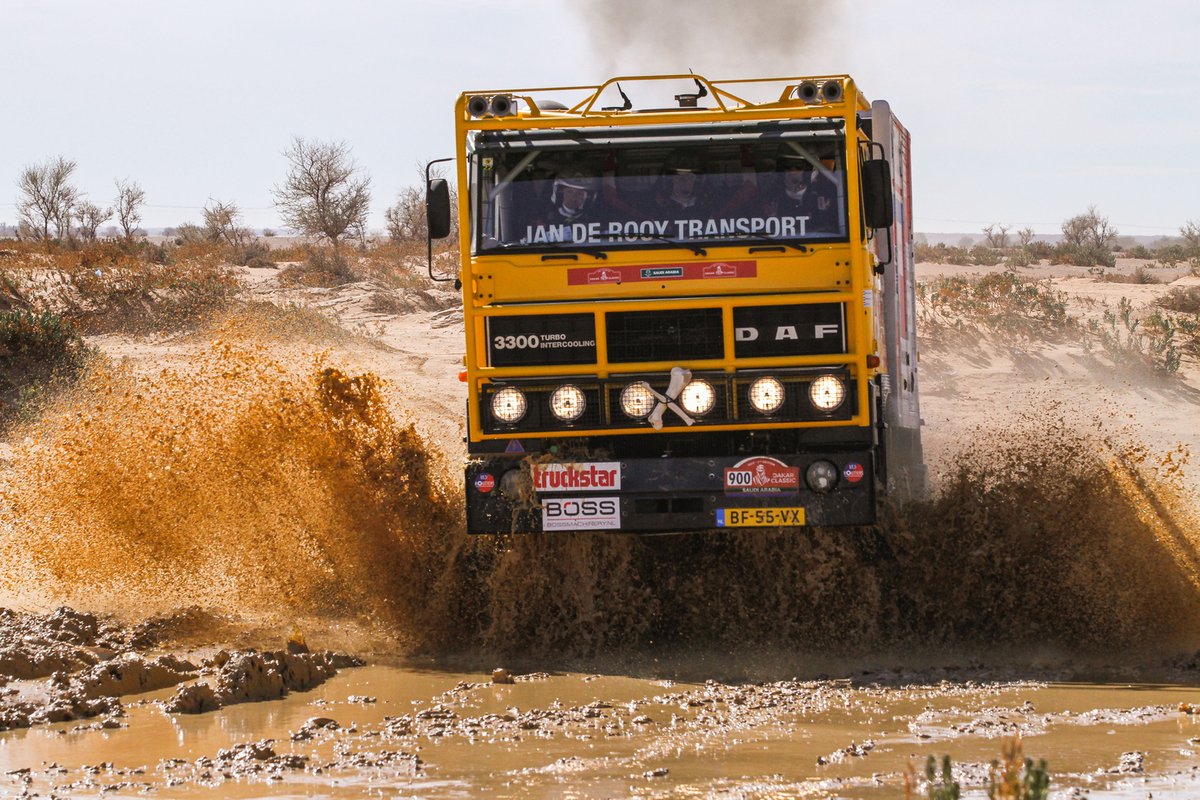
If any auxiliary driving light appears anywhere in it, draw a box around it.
[467,95,490,118]
[805,460,839,493]
[549,384,586,422]
[679,379,715,416]
[809,375,846,411]
[620,382,656,419]
[748,376,785,414]
[490,387,527,423]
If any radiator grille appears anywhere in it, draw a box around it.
[605,308,723,364]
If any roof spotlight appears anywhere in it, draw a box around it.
[796,81,820,104]
[488,93,514,116]
[821,80,843,102]
[467,95,490,118]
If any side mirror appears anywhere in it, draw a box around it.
[861,159,894,229]
[426,178,452,240]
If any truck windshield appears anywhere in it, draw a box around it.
[473,135,847,254]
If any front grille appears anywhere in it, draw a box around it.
[606,308,723,364]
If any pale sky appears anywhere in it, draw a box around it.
[2,0,1197,236]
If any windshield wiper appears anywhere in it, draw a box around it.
[595,232,707,256]
[718,233,808,253]
[539,248,608,261]
[488,241,609,259]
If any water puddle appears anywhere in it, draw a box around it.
[2,666,1200,797]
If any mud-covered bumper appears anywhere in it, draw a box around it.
[465,452,875,533]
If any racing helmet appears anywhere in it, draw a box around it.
[551,166,598,207]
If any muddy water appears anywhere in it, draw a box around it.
[2,666,1200,797]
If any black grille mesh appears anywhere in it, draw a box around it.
[606,308,723,364]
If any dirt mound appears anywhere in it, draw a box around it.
[0,607,129,680]
[163,648,362,714]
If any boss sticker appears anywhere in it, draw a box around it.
[724,456,800,495]
[533,462,621,492]
[541,496,621,531]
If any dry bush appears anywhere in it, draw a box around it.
[278,247,358,287]
[203,300,350,345]
[918,272,1073,339]
[1157,285,1200,314]
[1101,266,1161,284]
[2,242,241,334]
[0,308,95,426]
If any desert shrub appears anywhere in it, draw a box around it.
[970,245,1002,266]
[1101,266,1161,284]
[278,247,358,287]
[1157,285,1200,314]
[0,308,93,425]
[918,272,1072,339]
[11,249,242,334]
[914,242,972,266]
[262,229,276,238]
[229,239,276,268]
[1088,297,1181,374]
[1126,244,1152,259]
[206,300,350,344]
[1053,241,1116,268]
[1005,248,1034,268]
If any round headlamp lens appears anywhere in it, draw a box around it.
[809,375,846,411]
[679,379,715,416]
[490,387,527,423]
[805,460,839,492]
[620,382,656,419]
[748,376,785,414]
[549,384,586,422]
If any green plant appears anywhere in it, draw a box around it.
[926,754,960,800]
[1088,297,1181,374]
[0,308,93,425]
[987,737,1049,800]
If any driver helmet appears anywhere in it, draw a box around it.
[551,166,598,212]
[662,150,704,176]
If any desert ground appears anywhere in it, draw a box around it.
[0,252,1198,797]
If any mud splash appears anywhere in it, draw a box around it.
[0,335,461,636]
[1,336,1198,663]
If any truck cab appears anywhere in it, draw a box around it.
[428,74,924,533]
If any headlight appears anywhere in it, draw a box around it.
[549,384,586,422]
[620,382,656,419]
[805,460,839,492]
[490,387,527,423]
[809,375,846,411]
[679,379,715,416]
[748,376,785,414]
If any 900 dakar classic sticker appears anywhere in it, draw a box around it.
[724,456,800,496]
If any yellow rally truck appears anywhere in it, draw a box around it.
[426,74,924,533]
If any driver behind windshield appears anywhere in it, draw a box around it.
[761,152,840,234]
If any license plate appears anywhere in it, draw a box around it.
[716,507,806,528]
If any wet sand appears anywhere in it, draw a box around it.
[2,657,1200,797]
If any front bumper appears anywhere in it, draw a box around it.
[465,451,875,533]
